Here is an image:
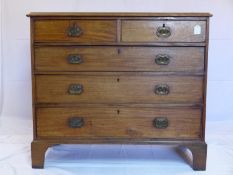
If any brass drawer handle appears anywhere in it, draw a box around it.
[67,23,82,37]
[68,117,84,128]
[67,54,83,64]
[156,24,171,38]
[68,84,83,95]
[154,84,169,95]
[153,117,169,129]
[155,54,170,65]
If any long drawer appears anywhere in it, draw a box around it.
[122,20,206,42]
[34,46,204,72]
[35,75,203,104]
[36,107,201,139]
[34,20,117,42]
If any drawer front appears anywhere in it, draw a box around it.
[34,20,117,42]
[35,46,204,72]
[36,75,203,104]
[122,20,206,42]
[37,107,201,139]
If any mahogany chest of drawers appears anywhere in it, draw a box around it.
[27,12,212,170]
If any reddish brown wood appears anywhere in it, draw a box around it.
[28,12,211,170]
[34,71,204,76]
[31,141,54,168]
[35,75,203,104]
[122,20,206,43]
[36,107,201,139]
[27,12,212,17]
[34,42,207,47]
[177,142,207,170]
[30,18,37,139]
[201,18,210,140]
[34,46,204,72]
[34,20,117,42]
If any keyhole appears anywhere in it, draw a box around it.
[117,78,120,82]
[117,109,120,115]
[117,48,121,55]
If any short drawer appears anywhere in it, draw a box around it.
[35,75,203,104]
[34,20,117,42]
[34,46,204,72]
[122,20,206,42]
[36,107,201,139]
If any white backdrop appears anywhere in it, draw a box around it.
[0,0,233,123]
[1,1,233,174]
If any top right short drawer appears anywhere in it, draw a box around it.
[121,20,206,43]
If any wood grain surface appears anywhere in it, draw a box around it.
[34,20,117,42]
[27,12,212,17]
[28,13,211,170]
[35,75,203,104]
[35,46,204,72]
[36,107,201,139]
[122,20,206,42]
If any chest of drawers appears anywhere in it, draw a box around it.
[27,12,212,170]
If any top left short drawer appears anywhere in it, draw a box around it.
[34,20,117,43]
